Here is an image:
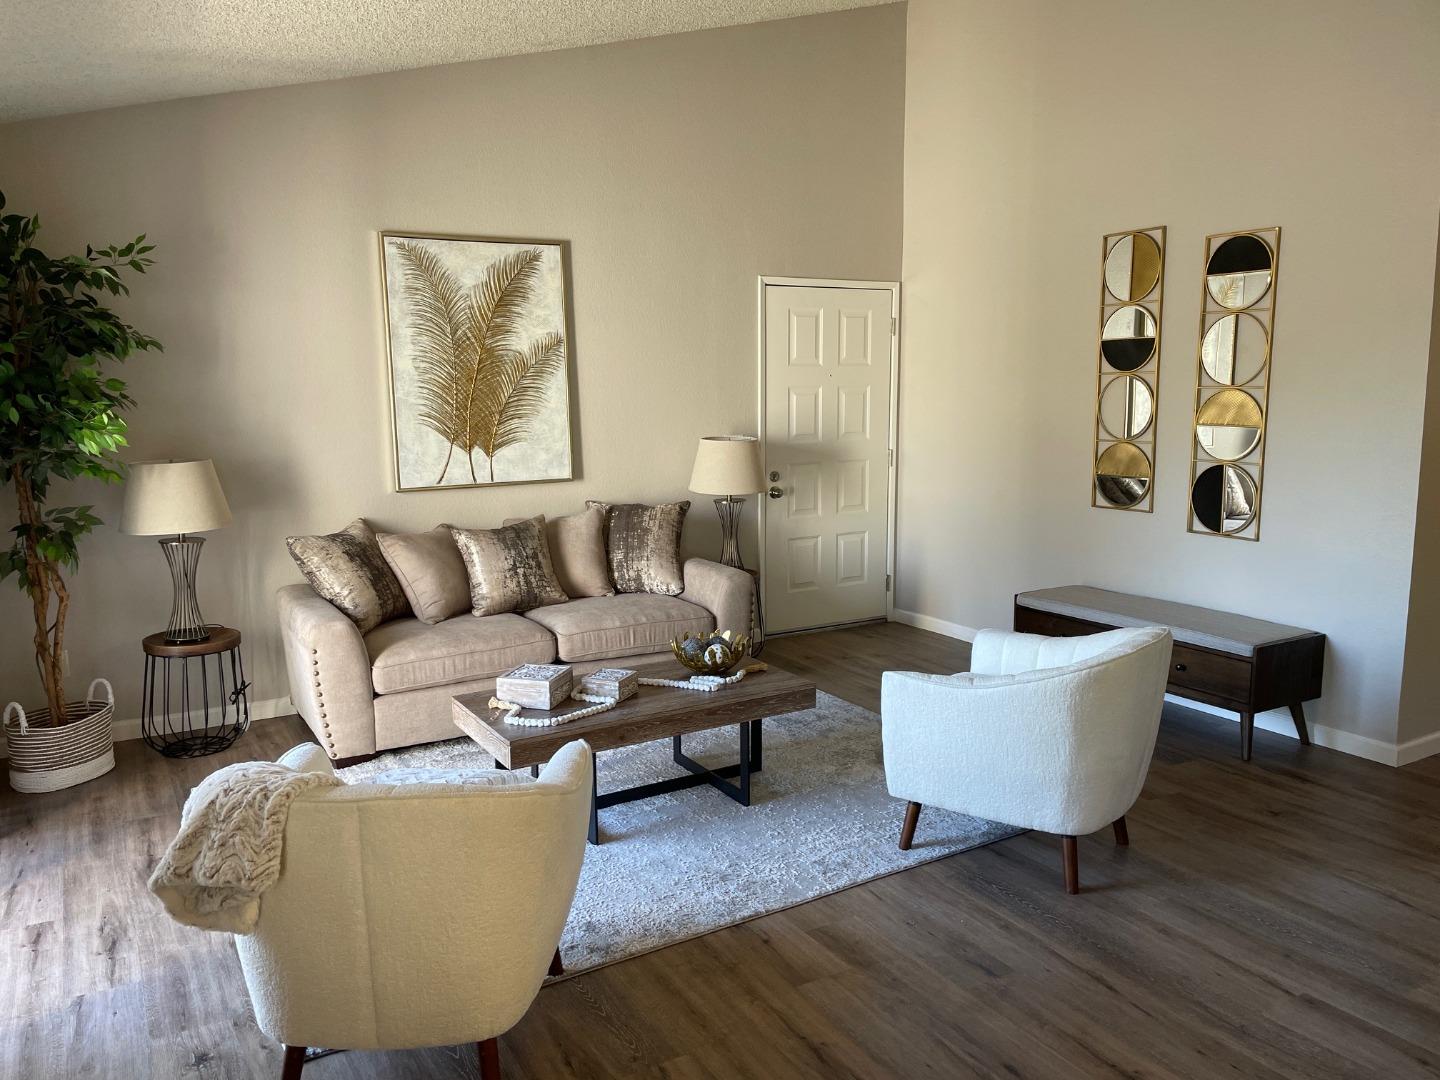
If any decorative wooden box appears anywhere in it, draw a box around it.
[495,664,573,710]
[579,667,639,702]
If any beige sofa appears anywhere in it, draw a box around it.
[278,558,753,764]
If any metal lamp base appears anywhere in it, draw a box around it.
[159,535,211,644]
[714,496,747,571]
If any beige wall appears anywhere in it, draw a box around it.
[0,6,906,723]
[899,0,1440,751]
[1398,220,1440,748]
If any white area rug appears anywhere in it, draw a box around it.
[339,691,1019,973]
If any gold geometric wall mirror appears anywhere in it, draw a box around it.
[1188,226,1280,540]
[1105,232,1163,303]
[1200,312,1269,385]
[1205,232,1274,310]
[1094,227,1165,512]
[1190,463,1258,534]
[1096,441,1153,509]
[1100,375,1155,440]
[1101,306,1158,371]
[1195,388,1263,460]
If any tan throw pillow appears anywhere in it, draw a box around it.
[376,526,470,625]
[286,518,410,633]
[449,517,569,617]
[586,500,690,596]
[503,508,613,598]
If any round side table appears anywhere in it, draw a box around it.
[141,625,251,757]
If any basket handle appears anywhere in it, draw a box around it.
[3,701,26,735]
[86,678,115,707]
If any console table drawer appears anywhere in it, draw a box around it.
[1167,643,1250,702]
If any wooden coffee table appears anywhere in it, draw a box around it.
[452,658,816,843]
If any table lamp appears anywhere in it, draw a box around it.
[120,459,232,643]
[688,435,764,571]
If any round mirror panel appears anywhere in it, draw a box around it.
[1191,463,1258,534]
[1100,305,1158,371]
[1099,375,1154,440]
[1095,441,1152,508]
[1104,232,1162,302]
[1206,233,1273,310]
[1195,388,1263,461]
[1201,312,1268,385]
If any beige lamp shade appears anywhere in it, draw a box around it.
[689,435,764,496]
[121,459,233,535]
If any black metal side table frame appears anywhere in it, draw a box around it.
[141,625,251,757]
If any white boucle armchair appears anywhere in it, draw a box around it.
[236,740,593,1080]
[881,626,1171,894]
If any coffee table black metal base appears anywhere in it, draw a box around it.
[588,719,762,844]
[497,720,764,844]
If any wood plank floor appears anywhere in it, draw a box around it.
[3,622,1439,1079]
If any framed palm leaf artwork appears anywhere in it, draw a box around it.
[380,231,574,491]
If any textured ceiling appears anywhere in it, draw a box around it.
[1,0,888,123]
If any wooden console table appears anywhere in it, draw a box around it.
[1013,586,1324,761]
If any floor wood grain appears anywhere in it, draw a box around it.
[3,621,1438,1079]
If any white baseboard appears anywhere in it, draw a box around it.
[886,609,1438,768]
[889,608,979,642]
[0,696,294,760]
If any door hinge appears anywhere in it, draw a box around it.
[885,573,892,592]
[890,317,897,335]
[888,448,894,467]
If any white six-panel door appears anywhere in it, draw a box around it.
[762,284,894,633]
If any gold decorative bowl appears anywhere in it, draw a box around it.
[670,629,751,675]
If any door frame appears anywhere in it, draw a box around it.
[755,275,901,634]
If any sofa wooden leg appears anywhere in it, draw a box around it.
[898,801,922,850]
[1062,836,1079,894]
[478,1037,502,1080]
[280,1045,307,1080]
[549,948,564,977]
[330,752,378,768]
[1112,816,1129,846]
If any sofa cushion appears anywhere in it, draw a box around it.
[286,518,410,633]
[523,594,713,662]
[449,517,569,616]
[376,526,470,625]
[503,509,614,598]
[366,614,556,695]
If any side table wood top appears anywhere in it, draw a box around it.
[142,626,241,658]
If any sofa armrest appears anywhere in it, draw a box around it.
[277,584,377,761]
[679,559,754,638]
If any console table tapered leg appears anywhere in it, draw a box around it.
[1240,712,1255,761]
[1289,702,1311,746]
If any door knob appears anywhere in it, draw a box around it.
[767,486,784,499]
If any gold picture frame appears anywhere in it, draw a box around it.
[1092,226,1166,513]
[379,230,576,493]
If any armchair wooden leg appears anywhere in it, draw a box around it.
[478,1037,502,1080]
[898,801,922,851]
[280,1046,307,1080]
[549,948,564,977]
[1112,816,1129,846]
[1061,836,1079,895]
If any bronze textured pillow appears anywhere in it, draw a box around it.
[586,500,690,596]
[375,526,470,625]
[502,508,614,598]
[449,517,569,617]
[286,518,410,633]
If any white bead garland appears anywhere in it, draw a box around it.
[489,663,767,727]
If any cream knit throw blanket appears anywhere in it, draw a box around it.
[149,761,341,934]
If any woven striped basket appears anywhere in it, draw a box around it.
[3,679,116,794]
